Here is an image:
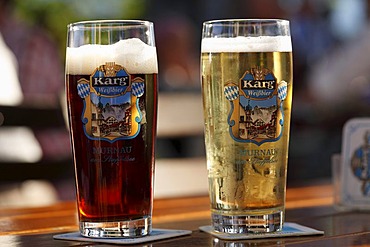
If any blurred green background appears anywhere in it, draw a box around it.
[12,0,147,59]
[0,0,369,205]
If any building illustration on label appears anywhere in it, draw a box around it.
[77,62,145,142]
[224,67,287,145]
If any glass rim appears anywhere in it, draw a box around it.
[68,19,153,29]
[203,18,289,26]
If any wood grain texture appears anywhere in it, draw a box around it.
[1,181,368,246]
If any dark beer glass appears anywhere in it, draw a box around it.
[66,20,158,238]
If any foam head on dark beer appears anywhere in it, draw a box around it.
[66,38,158,75]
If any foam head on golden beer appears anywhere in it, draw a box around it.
[201,36,292,53]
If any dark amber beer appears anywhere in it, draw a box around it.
[66,21,158,238]
[201,19,293,234]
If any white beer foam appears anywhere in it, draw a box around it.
[201,36,292,53]
[66,38,158,75]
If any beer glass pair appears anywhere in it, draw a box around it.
[65,19,292,238]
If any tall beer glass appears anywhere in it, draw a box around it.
[201,19,292,233]
[66,20,158,238]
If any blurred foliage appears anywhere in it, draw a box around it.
[12,0,147,60]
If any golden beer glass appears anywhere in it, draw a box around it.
[201,19,293,233]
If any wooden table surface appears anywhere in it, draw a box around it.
[0,181,369,246]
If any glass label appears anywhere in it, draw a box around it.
[224,67,287,146]
[77,62,145,143]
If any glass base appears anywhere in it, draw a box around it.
[212,211,283,234]
[80,217,151,238]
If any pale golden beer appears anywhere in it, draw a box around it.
[201,19,293,233]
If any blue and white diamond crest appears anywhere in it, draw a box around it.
[77,83,90,99]
[224,85,239,101]
[278,80,287,101]
[132,82,145,97]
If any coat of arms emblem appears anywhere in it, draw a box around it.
[224,67,287,145]
[77,62,145,142]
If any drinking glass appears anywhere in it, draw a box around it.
[201,19,293,233]
[66,20,158,238]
